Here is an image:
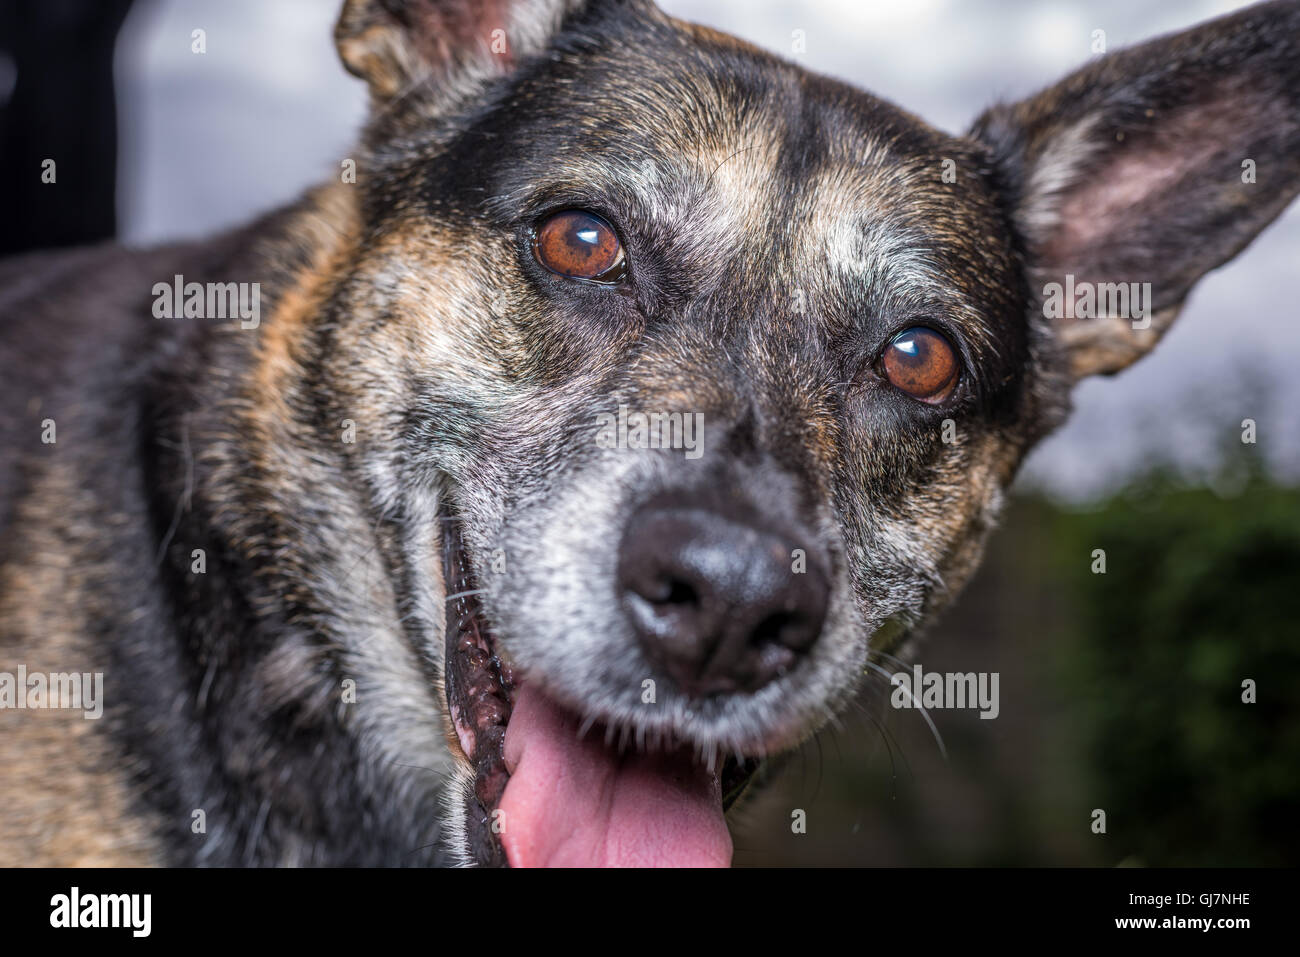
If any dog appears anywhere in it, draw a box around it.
[0,0,1296,867]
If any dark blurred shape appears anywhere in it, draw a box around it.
[1048,472,1300,866]
[0,0,134,256]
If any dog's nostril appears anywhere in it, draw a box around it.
[656,578,699,607]
[617,496,829,697]
[753,611,808,651]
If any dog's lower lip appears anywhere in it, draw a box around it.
[441,509,514,867]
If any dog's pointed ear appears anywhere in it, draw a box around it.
[971,0,1300,381]
[335,0,596,101]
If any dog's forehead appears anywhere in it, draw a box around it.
[546,120,946,288]
[490,18,1016,306]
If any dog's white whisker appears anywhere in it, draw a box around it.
[862,661,948,762]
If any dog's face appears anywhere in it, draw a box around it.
[316,0,1298,865]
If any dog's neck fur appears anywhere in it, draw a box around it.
[0,184,457,865]
[151,186,457,864]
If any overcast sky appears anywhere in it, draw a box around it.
[114,0,1299,500]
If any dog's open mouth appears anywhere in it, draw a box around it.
[440,508,758,867]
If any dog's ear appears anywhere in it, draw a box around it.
[971,0,1300,380]
[335,0,598,101]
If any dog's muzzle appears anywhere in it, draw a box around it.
[438,482,821,867]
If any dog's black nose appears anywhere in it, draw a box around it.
[618,497,829,696]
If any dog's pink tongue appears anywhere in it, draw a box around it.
[498,684,732,867]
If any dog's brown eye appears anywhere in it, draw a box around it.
[881,327,960,403]
[533,210,626,283]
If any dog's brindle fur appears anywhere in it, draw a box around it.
[1,0,1297,866]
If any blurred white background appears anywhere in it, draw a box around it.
[114,0,1299,499]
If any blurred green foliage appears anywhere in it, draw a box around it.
[1044,474,1300,865]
